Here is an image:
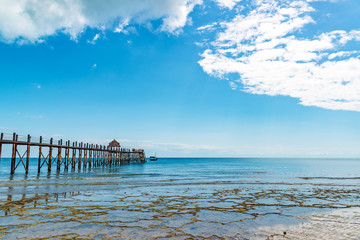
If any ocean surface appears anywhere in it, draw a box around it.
[0,158,360,239]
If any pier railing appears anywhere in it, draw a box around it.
[0,132,146,175]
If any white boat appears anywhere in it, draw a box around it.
[149,153,158,161]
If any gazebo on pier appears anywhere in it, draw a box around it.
[108,139,120,148]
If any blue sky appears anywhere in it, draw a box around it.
[0,0,360,157]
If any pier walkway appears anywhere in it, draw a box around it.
[0,132,146,175]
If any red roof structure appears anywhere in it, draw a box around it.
[108,139,120,148]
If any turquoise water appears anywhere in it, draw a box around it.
[0,158,360,239]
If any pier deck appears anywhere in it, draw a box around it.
[0,132,146,175]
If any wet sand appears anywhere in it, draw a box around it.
[1,179,359,239]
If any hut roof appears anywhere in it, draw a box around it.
[108,139,120,147]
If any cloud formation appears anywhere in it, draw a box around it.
[213,0,243,9]
[0,0,202,43]
[199,0,360,111]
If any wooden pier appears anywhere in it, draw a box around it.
[0,132,146,175]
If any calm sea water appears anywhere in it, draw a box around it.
[0,158,360,239]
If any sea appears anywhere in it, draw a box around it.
[0,158,359,239]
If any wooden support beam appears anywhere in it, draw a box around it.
[25,135,31,174]
[93,145,96,167]
[64,141,68,170]
[99,146,102,166]
[38,136,42,173]
[83,143,88,168]
[109,148,112,166]
[48,138,53,172]
[10,133,17,175]
[101,146,104,166]
[72,142,77,169]
[93,147,96,167]
[57,140,62,171]
[96,145,99,167]
[78,143,82,170]
[0,133,3,161]
[104,146,106,166]
[89,144,92,168]
[67,140,71,168]
[106,146,109,166]
[65,140,70,170]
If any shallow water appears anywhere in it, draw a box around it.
[0,158,360,239]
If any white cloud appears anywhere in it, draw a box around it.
[92,63,97,70]
[114,19,130,34]
[0,0,202,43]
[87,33,101,44]
[199,0,360,111]
[213,0,243,9]
[328,51,358,60]
[197,22,218,32]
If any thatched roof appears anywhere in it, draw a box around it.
[108,139,120,147]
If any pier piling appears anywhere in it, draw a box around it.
[0,133,3,161]
[48,138,53,172]
[26,135,30,174]
[0,132,146,175]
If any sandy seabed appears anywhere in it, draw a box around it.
[0,179,360,240]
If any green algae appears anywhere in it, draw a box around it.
[0,183,359,239]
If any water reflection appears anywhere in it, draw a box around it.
[2,190,81,216]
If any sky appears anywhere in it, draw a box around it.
[0,0,360,157]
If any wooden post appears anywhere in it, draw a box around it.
[48,138,53,172]
[91,146,94,167]
[25,135,31,174]
[109,148,112,166]
[67,140,71,169]
[100,146,105,166]
[109,147,112,166]
[112,148,115,165]
[92,146,94,167]
[10,133,17,175]
[0,133,3,161]
[115,149,118,165]
[83,143,88,168]
[114,149,117,165]
[64,141,68,170]
[57,140,62,171]
[98,146,101,166]
[100,146,104,166]
[104,146,106,166]
[105,146,108,166]
[121,149,124,164]
[99,146,102,166]
[93,145,96,167]
[72,142,77,169]
[89,144,92,168]
[65,140,70,170]
[78,143,82,170]
[119,149,121,164]
[95,146,98,166]
[38,136,42,173]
